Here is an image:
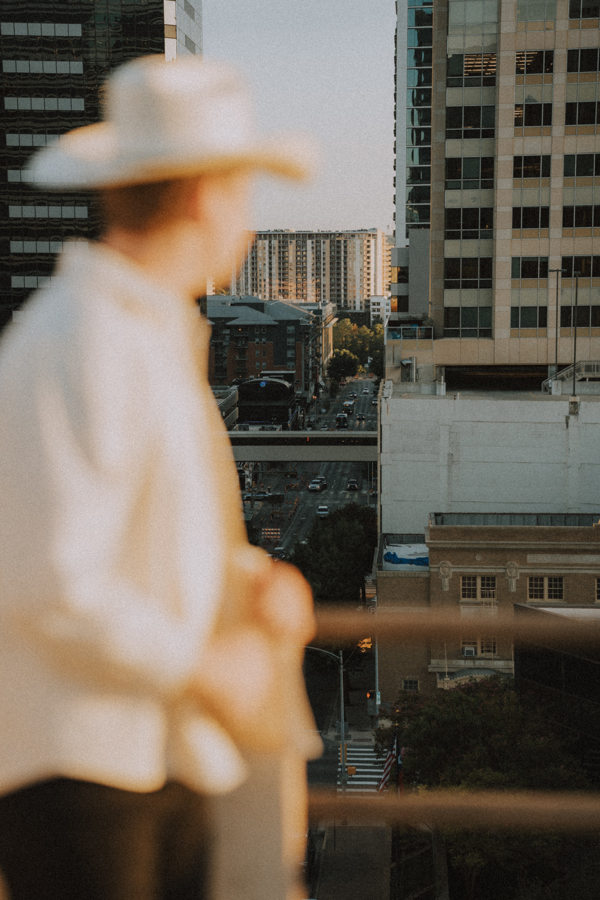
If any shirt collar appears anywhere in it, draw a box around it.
[57,239,210,342]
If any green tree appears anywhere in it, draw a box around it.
[333,318,355,353]
[376,678,594,900]
[327,349,359,382]
[290,504,377,607]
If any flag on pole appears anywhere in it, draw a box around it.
[377,729,397,793]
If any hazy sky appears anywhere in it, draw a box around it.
[202,0,396,234]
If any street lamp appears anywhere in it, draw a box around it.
[306,646,347,788]
[548,268,562,380]
[572,272,580,401]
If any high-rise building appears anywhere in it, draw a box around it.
[232,229,389,312]
[0,0,202,327]
[393,0,600,367]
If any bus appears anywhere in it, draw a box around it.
[342,400,354,415]
[336,413,348,429]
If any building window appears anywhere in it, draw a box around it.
[4,97,85,112]
[184,0,196,20]
[11,275,55,289]
[565,102,600,127]
[444,257,493,289]
[2,60,83,75]
[8,205,88,219]
[184,35,196,54]
[447,53,496,87]
[446,105,495,140]
[517,0,557,20]
[445,207,493,240]
[443,307,492,338]
[564,154,600,177]
[514,103,552,127]
[0,22,82,36]
[461,575,496,601]
[402,679,419,692]
[461,637,497,656]
[513,155,551,179]
[516,50,554,74]
[561,256,600,277]
[510,306,548,329]
[445,157,494,191]
[6,134,60,147]
[562,206,600,230]
[528,576,564,600]
[560,306,600,327]
[569,0,600,18]
[596,577,600,602]
[10,240,63,254]
[512,207,549,231]
[567,49,600,73]
[511,257,549,280]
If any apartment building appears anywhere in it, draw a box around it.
[206,295,321,407]
[232,229,390,312]
[375,512,600,699]
[392,0,600,370]
[0,0,202,327]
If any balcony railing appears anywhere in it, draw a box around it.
[308,607,600,829]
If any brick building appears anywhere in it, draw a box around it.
[375,512,600,701]
[207,295,321,407]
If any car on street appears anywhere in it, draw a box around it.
[308,480,324,492]
[362,389,369,394]
[320,425,329,431]
[346,479,359,491]
[371,399,377,406]
[243,491,271,501]
[315,475,327,488]
[317,505,329,518]
[356,414,365,421]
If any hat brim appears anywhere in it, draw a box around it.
[30,121,317,190]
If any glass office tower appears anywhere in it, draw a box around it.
[0,0,202,328]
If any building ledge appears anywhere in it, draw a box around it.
[429,658,515,672]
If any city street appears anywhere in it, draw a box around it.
[241,377,379,554]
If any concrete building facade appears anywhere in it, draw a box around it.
[0,0,202,327]
[392,0,600,366]
[232,230,389,312]
[379,384,600,535]
[375,513,600,700]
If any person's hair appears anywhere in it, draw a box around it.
[99,177,199,233]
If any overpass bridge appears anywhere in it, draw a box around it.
[228,431,378,462]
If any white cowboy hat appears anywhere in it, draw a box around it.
[31,55,317,189]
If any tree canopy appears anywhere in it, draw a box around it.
[332,318,384,378]
[376,678,595,900]
[290,504,377,607]
[326,349,359,383]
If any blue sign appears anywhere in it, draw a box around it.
[260,381,266,387]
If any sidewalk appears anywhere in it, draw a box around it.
[314,825,391,900]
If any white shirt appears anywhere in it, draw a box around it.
[0,241,246,796]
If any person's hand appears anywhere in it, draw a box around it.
[233,545,316,645]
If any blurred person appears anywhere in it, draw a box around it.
[0,56,321,900]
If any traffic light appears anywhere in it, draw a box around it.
[367,690,378,716]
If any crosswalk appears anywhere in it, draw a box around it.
[337,744,385,793]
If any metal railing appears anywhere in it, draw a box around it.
[542,360,600,393]
[308,607,600,829]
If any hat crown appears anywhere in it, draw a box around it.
[107,56,255,160]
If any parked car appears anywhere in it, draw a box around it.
[317,505,329,518]
[308,480,323,492]
[347,479,359,491]
[243,491,271,501]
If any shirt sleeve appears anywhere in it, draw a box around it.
[6,302,215,700]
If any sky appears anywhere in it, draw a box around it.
[202,0,397,234]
